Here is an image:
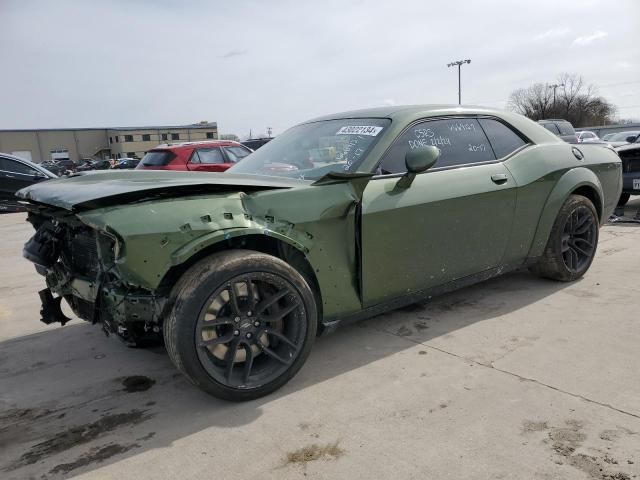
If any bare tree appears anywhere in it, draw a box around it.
[507,73,616,126]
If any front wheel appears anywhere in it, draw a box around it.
[529,194,599,282]
[163,250,317,401]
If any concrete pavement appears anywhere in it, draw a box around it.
[1,204,639,480]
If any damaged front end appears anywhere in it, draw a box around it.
[23,209,164,345]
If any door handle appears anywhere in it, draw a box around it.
[491,174,508,185]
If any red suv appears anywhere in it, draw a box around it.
[136,140,252,172]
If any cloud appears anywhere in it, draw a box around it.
[220,49,248,59]
[572,30,608,46]
[533,27,570,42]
[614,62,633,71]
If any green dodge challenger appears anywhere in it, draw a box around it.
[19,105,622,400]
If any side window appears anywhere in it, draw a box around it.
[478,118,527,158]
[557,122,575,135]
[223,145,251,162]
[378,118,495,174]
[4,159,37,175]
[543,123,560,134]
[195,148,225,164]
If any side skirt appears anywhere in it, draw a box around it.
[319,263,523,335]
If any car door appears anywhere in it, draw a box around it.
[0,157,46,202]
[187,147,228,172]
[360,117,518,307]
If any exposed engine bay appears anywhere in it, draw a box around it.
[23,211,164,346]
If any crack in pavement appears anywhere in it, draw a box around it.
[376,326,640,422]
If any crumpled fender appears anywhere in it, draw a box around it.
[528,167,604,259]
[75,192,313,290]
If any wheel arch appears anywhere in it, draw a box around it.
[527,167,604,260]
[157,231,324,328]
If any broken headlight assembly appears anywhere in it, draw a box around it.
[23,222,63,269]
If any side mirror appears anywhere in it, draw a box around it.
[396,146,440,189]
[626,135,637,143]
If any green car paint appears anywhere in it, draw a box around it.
[18,105,622,335]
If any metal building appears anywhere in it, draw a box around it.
[0,122,218,163]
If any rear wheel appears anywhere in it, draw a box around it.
[163,250,317,401]
[618,193,630,207]
[530,194,599,282]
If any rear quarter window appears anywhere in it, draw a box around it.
[223,145,251,162]
[140,150,176,166]
[478,119,527,158]
[557,122,575,136]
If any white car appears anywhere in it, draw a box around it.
[575,130,601,143]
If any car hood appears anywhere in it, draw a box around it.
[615,143,640,153]
[16,170,306,211]
[609,141,630,148]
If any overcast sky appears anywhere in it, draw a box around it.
[1,0,638,137]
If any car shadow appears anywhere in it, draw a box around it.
[0,269,573,478]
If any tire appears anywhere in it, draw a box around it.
[618,193,630,207]
[529,194,599,282]
[163,249,317,401]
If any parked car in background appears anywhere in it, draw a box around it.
[615,140,640,206]
[39,161,67,176]
[77,159,112,171]
[18,105,621,400]
[0,153,56,212]
[241,137,273,151]
[53,158,77,173]
[575,130,601,143]
[606,131,640,148]
[114,157,141,169]
[136,140,252,172]
[538,119,578,143]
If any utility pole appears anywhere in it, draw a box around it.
[447,59,471,105]
[548,83,565,110]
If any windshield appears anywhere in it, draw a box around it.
[228,118,390,180]
[608,131,640,142]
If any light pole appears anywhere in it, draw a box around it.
[548,83,565,110]
[447,59,471,105]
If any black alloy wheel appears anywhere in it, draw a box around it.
[163,250,317,401]
[195,273,307,389]
[529,194,599,282]
[560,205,598,273]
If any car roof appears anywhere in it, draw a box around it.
[306,104,509,121]
[299,104,559,145]
[151,140,244,151]
[538,119,572,123]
